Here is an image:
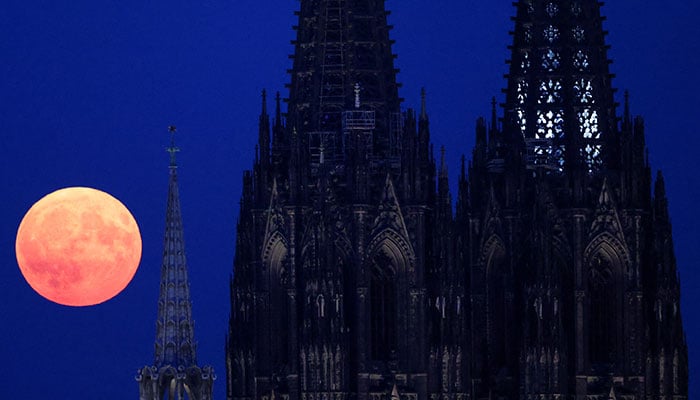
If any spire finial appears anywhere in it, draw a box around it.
[440,145,447,174]
[167,125,180,167]
[624,90,631,123]
[275,91,282,126]
[420,87,427,119]
[261,89,268,116]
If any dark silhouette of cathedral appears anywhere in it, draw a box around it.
[226,1,688,399]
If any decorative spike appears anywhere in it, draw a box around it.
[166,125,179,167]
[261,89,268,116]
[624,90,631,125]
[275,91,282,127]
[420,87,428,120]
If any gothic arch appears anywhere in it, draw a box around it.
[261,232,290,367]
[366,229,414,363]
[481,235,514,372]
[367,228,415,270]
[583,233,627,367]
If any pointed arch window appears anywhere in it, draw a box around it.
[486,245,511,369]
[588,254,616,365]
[370,252,397,361]
[542,49,561,72]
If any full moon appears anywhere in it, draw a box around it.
[15,187,142,306]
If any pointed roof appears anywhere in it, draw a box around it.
[153,130,198,368]
[286,0,401,153]
[504,0,617,173]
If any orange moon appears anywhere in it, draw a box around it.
[15,187,142,306]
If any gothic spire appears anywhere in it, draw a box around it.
[286,0,401,158]
[154,128,197,368]
[504,0,617,173]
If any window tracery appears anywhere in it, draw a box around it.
[542,49,561,71]
[543,25,560,43]
[578,109,600,139]
[573,26,585,43]
[538,79,562,104]
[521,52,531,72]
[574,78,594,104]
[517,80,528,104]
[571,2,583,17]
[573,50,590,71]
[537,110,564,139]
[546,3,559,18]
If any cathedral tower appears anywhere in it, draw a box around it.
[460,0,688,398]
[227,1,445,400]
[137,128,215,400]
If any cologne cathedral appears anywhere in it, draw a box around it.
[226,1,688,399]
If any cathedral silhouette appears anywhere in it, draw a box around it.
[141,1,690,399]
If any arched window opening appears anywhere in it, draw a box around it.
[370,252,396,362]
[269,244,290,367]
[588,253,616,365]
[486,245,509,369]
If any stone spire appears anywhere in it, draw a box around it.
[504,0,617,173]
[137,127,214,400]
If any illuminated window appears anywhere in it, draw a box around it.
[521,52,531,72]
[517,81,529,104]
[524,27,533,44]
[578,109,599,139]
[583,144,603,173]
[543,25,560,43]
[571,2,582,17]
[574,79,594,104]
[573,50,590,71]
[542,49,561,71]
[537,110,564,139]
[546,3,559,17]
[573,26,585,42]
[516,108,527,135]
[538,79,562,104]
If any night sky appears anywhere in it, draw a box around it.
[1,1,699,399]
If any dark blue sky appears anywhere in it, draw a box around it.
[1,1,699,399]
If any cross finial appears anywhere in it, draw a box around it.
[167,125,180,167]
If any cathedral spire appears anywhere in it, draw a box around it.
[138,128,214,400]
[155,128,197,367]
[504,0,617,173]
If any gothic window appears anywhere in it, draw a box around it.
[538,79,562,104]
[521,52,531,72]
[578,109,600,139]
[370,252,397,362]
[546,3,559,18]
[536,110,564,139]
[525,0,534,15]
[516,108,527,135]
[573,50,590,71]
[487,245,510,369]
[573,26,585,43]
[517,80,528,104]
[524,27,533,44]
[571,2,583,17]
[574,79,594,104]
[543,25,560,43]
[269,244,290,366]
[542,49,561,72]
[582,144,603,173]
[588,255,616,365]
